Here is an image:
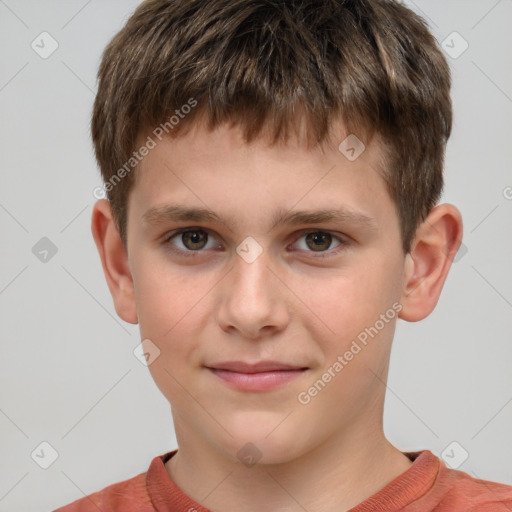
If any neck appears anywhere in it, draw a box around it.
[165,415,413,512]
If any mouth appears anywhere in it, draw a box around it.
[204,361,309,392]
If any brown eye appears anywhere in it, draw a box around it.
[181,230,208,250]
[305,232,333,251]
[292,230,345,257]
[166,229,217,254]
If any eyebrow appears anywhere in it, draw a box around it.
[141,204,378,233]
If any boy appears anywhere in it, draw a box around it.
[56,0,512,510]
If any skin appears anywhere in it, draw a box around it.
[92,118,463,512]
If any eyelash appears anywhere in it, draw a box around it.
[162,228,349,259]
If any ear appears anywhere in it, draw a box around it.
[91,199,138,324]
[399,203,463,322]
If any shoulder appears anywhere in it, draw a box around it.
[54,471,152,512]
[465,478,512,511]
[436,464,512,511]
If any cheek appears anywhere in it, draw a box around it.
[295,263,400,343]
[134,254,208,337]
[132,261,212,398]
[135,267,210,408]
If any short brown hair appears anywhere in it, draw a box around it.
[91,0,452,253]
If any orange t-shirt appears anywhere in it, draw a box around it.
[54,449,512,511]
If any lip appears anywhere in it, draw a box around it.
[205,361,308,392]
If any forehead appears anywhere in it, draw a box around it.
[129,120,395,234]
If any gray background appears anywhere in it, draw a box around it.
[0,1,511,511]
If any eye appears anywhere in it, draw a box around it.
[164,228,220,256]
[292,230,346,257]
[163,228,348,259]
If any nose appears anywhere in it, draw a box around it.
[215,247,290,340]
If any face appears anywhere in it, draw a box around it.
[124,121,407,464]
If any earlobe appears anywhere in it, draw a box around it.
[399,203,463,322]
[91,199,138,324]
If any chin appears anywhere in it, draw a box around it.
[217,415,311,467]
